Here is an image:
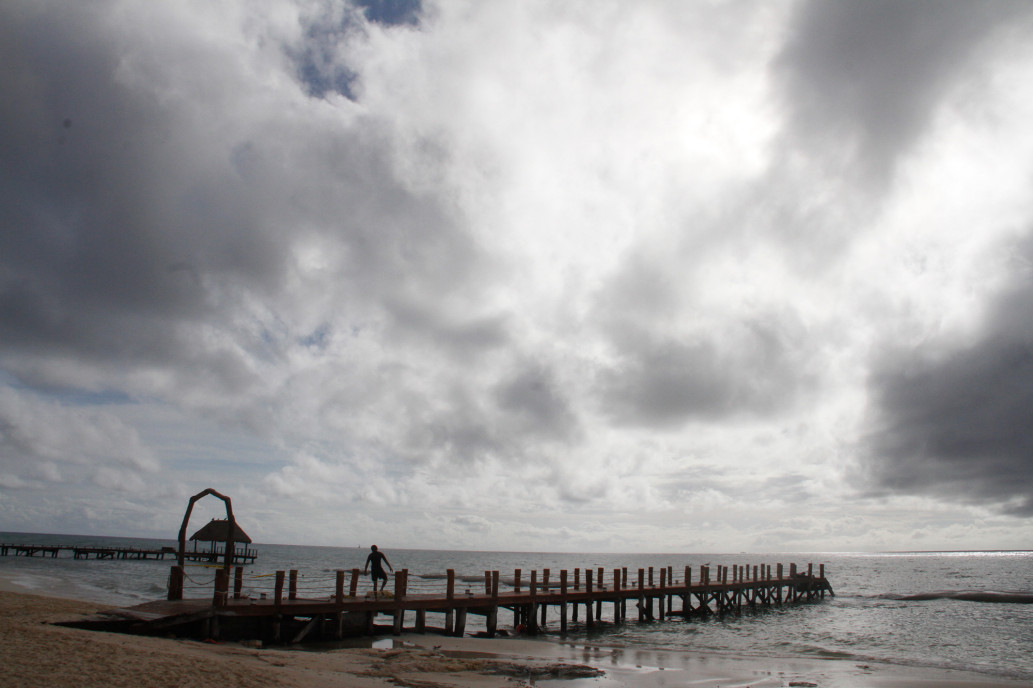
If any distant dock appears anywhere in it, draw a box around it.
[70,561,833,644]
[0,542,257,564]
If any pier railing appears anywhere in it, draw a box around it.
[164,560,833,641]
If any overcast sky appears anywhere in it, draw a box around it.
[2,0,1032,553]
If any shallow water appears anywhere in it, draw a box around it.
[2,533,1031,682]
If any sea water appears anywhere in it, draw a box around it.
[2,533,1031,682]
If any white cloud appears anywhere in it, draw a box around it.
[1,0,1032,550]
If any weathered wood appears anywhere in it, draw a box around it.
[350,568,360,597]
[168,566,184,601]
[291,614,321,644]
[560,569,568,632]
[274,571,285,607]
[213,568,229,608]
[129,560,834,644]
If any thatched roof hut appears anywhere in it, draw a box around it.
[190,518,252,544]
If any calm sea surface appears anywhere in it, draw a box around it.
[2,533,1031,682]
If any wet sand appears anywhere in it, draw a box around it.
[0,575,1029,688]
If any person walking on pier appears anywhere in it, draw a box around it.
[364,545,393,597]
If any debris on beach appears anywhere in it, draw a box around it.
[361,648,604,684]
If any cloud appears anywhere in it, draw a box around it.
[2,0,1033,550]
[0,386,158,486]
[863,251,1033,515]
[775,0,1033,184]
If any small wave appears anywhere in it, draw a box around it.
[877,590,1033,603]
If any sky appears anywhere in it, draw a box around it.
[2,0,1032,553]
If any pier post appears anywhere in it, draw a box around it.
[289,570,298,600]
[168,566,184,601]
[637,569,645,621]
[659,567,667,620]
[446,569,455,634]
[392,569,407,635]
[540,573,549,628]
[485,570,491,594]
[234,566,243,600]
[614,568,622,623]
[210,566,227,603]
[528,570,539,635]
[275,571,285,608]
[350,568,360,597]
[585,568,594,627]
[485,605,496,638]
[596,567,604,619]
[622,567,628,621]
[487,570,499,637]
[560,570,568,633]
[682,566,691,616]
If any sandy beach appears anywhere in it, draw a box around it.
[1,577,1030,688]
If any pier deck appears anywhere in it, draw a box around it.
[71,562,833,644]
[0,542,257,564]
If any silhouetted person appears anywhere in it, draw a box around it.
[364,544,393,596]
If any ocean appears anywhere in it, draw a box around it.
[2,532,1031,683]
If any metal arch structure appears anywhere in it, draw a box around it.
[177,488,237,570]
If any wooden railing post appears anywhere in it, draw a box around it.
[393,569,407,635]
[659,567,667,619]
[336,570,345,606]
[514,569,521,593]
[289,569,298,600]
[560,570,568,632]
[234,566,243,599]
[446,569,455,634]
[585,568,594,626]
[168,565,184,601]
[350,568,360,597]
[529,570,539,635]
[274,571,285,607]
[213,568,229,607]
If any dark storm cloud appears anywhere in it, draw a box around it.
[0,1,477,397]
[864,248,1033,515]
[775,0,1032,181]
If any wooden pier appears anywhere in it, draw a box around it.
[0,542,257,564]
[71,561,833,644]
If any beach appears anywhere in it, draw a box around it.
[2,575,1030,688]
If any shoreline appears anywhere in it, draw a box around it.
[1,578,1030,688]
